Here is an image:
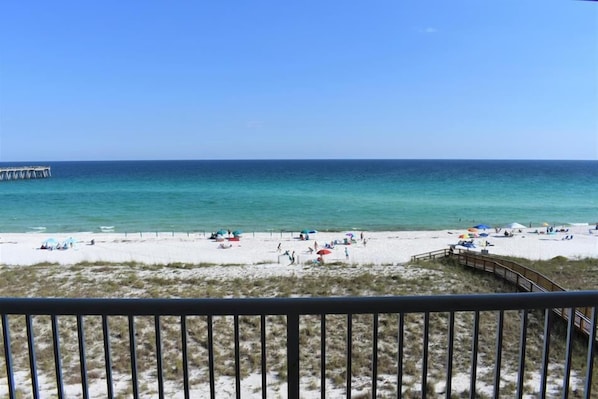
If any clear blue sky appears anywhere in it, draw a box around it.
[0,0,596,161]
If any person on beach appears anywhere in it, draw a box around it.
[277,243,281,252]
[314,241,318,251]
[345,247,349,259]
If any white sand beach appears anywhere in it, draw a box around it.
[1,225,596,267]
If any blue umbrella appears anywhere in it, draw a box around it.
[474,224,492,230]
[62,237,76,247]
[43,238,57,246]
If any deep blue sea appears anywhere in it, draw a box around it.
[0,160,596,233]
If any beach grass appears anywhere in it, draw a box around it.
[0,258,596,397]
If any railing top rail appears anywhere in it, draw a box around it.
[1,291,597,316]
[410,248,448,260]
[0,166,50,170]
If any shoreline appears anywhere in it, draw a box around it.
[1,226,596,266]
[5,221,598,236]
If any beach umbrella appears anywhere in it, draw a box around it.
[474,224,491,230]
[216,229,228,236]
[346,233,354,237]
[458,234,470,239]
[43,238,57,246]
[317,249,332,255]
[467,228,478,233]
[504,222,526,229]
[232,230,242,237]
[301,229,310,234]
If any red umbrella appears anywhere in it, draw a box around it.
[317,249,332,255]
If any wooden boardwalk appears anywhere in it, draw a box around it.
[0,166,51,181]
[411,249,597,340]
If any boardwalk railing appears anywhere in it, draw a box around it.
[410,248,451,261]
[1,293,598,398]
[455,252,597,339]
[411,248,598,341]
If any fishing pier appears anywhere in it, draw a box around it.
[0,166,51,181]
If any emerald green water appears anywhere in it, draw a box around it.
[0,160,596,233]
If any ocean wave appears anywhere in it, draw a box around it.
[100,226,115,232]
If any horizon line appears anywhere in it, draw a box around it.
[1,157,597,163]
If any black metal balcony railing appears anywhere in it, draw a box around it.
[1,291,597,399]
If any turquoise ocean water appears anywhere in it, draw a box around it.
[0,160,596,233]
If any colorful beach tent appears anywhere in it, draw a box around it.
[474,224,492,230]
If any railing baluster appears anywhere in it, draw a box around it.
[470,311,480,398]
[540,309,552,398]
[562,307,576,398]
[372,313,378,398]
[446,311,455,399]
[154,316,164,399]
[346,313,352,399]
[422,311,429,399]
[493,310,504,399]
[321,314,326,399]
[77,315,89,399]
[26,315,40,399]
[51,315,65,399]
[181,316,190,399]
[208,315,215,399]
[287,313,300,399]
[583,307,597,398]
[102,315,114,399]
[261,315,267,399]
[397,312,404,399]
[128,315,139,399]
[234,315,241,399]
[516,309,528,399]
[2,314,16,399]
